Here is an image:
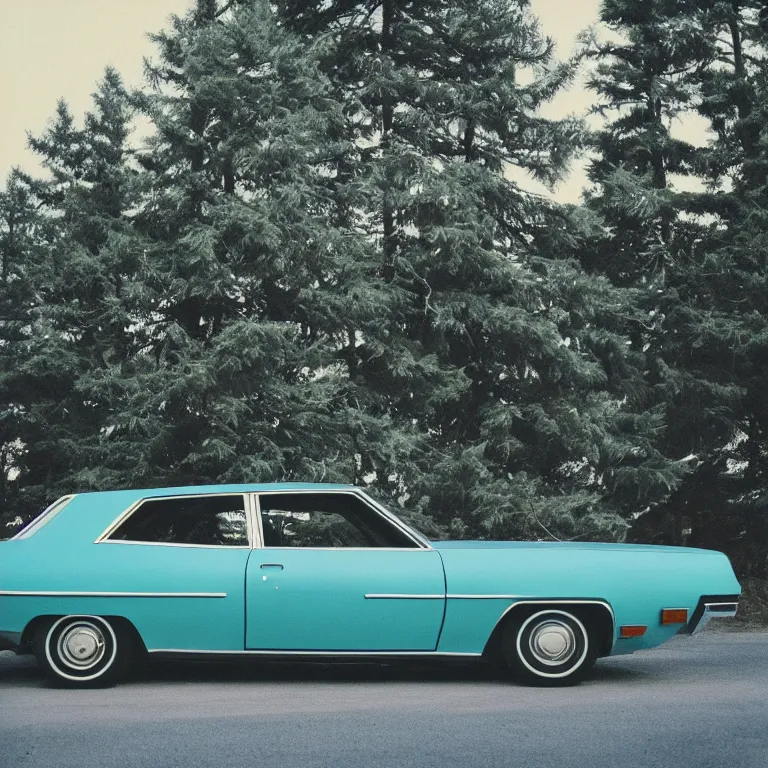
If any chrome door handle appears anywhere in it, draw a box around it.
[260,563,284,570]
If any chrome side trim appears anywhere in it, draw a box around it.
[365,594,445,600]
[147,649,481,657]
[251,547,432,552]
[96,541,251,550]
[0,591,227,599]
[447,594,527,600]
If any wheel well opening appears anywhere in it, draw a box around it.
[21,614,147,656]
[21,615,55,648]
[482,601,615,660]
[108,616,148,657]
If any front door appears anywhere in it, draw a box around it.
[244,491,446,651]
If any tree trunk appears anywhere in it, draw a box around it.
[464,117,476,163]
[381,0,395,280]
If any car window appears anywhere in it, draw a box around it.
[107,494,249,546]
[357,490,435,547]
[258,492,420,548]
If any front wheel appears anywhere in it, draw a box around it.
[34,615,130,688]
[501,608,597,686]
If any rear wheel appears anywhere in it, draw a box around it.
[501,608,597,686]
[34,615,131,688]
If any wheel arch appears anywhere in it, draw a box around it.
[21,614,147,656]
[482,599,615,661]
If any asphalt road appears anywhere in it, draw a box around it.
[1,630,766,768]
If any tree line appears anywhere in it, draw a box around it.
[1,0,766,577]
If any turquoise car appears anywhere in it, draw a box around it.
[0,483,740,687]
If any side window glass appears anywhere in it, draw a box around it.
[108,495,248,546]
[258,493,418,549]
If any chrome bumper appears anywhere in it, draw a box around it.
[684,595,739,635]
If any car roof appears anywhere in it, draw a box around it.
[75,482,358,499]
[12,484,360,543]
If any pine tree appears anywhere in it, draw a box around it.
[680,0,768,574]
[270,0,670,539]
[5,69,143,519]
[0,171,54,530]
[583,0,714,279]
[697,1,766,185]
[75,0,431,499]
[580,0,768,567]
[4,0,728,546]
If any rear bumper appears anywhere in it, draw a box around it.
[683,595,740,635]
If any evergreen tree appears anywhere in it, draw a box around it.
[4,69,142,522]
[6,0,745,550]
[580,0,768,573]
[583,0,713,277]
[579,0,724,536]
[75,0,432,505]
[681,0,768,574]
[697,1,766,184]
[271,0,670,539]
[0,171,53,530]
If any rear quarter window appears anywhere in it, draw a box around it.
[105,494,249,547]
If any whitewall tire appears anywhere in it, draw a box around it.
[35,615,129,688]
[502,608,597,686]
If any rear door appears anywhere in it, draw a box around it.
[94,493,252,652]
[244,492,446,651]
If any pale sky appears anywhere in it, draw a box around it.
[0,0,650,203]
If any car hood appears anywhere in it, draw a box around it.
[430,540,721,556]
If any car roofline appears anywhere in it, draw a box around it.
[75,482,358,499]
[89,484,432,551]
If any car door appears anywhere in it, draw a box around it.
[92,492,253,652]
[244,491,446,651]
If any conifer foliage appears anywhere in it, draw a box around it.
[1,0,767,574]
[78,1,423,496]
[273,0,672,539]
[1,69,140,518]
[580,0,768,574]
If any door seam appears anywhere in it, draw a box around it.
[434,550,449,651]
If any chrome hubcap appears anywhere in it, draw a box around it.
[57,622,106,670]
[528,620,577,666]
